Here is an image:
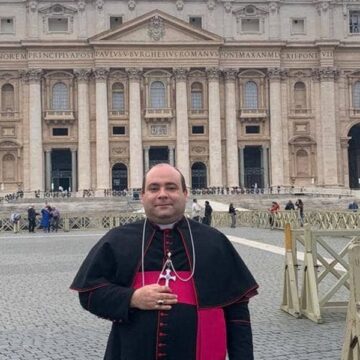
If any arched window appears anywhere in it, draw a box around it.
[52,82,69,110]
[112,83,125,111]
[1,83,15,112]
[296,149,310,176]
[244,81,258,108]
[2,154,16,181]
[150,81,166,108]
[353,81,360,109]
[191,82,203,110]
[294,82,306,109]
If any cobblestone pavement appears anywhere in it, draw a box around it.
[0,226,346,360]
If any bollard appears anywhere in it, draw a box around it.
[63,217,70,232]
[281,223,301,318]
[341,238,360,360]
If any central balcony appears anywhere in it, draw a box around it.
[144,108,173,120]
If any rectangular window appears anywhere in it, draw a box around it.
[245,125,260,134]
[291,19,305,34]
[48,17,69,32]
[189,17,202,28]
[0,18,14,34]
[241,18,260,33]
[192,125,205,134]
[52,128,68,136]
[110,16,123,29]
[350,11,360,33]
[113,126,126,135]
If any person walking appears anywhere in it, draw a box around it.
[191,198,202,222]
[202,200,213,226]
[71,163,258,360]
[229,203,237,228]
[268,201,280,229]
[27,205,38,233]
[295,199,304,226]
[51,207,60,232]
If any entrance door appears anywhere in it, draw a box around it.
[149,147,169,168]
[191,162,207,189]
[348,124,360,189]
[112,163,128,190]
[244,146,263,188]
[51,149,72,191]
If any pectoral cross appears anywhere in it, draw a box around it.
[159,268,176,287]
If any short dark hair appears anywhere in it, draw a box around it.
[141,163,187,193]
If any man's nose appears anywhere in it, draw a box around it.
[158,187,168,197]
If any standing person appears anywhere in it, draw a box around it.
[284,200,295,210]
[268,201,280,229]
[295,199,304,226]
[51,207,60,232]
[202,200,213,226]
[40,205,51,233]
[27,205,38,233]
[191,198,202,222]
[229,203,237,228]
[71,163,258,360]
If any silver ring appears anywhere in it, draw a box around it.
[157,299,164,305]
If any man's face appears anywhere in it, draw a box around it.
[141,165,188,224]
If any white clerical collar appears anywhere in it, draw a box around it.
[157,222,176,230]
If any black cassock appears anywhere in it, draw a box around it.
[70,218,258,360]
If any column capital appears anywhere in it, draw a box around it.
[74,68,91,82]
[93,67,109,81]
[267,67,288,80]
[223,68,238,81]
[20,68,43,83]
[173,67,188,81]
[317,67,339,81]
[206,67,220,81]
[126,67,142,80]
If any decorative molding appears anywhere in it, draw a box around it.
[96,0,104,10]
[126,68,142,81]
[192,146,206,154]
[148,16,165,41]
[27,0,38,13]
[150,124,168,136]
[74,68,91,82]
[21,69,43,82]
[312,67,339,81]
[173,68,188,81]
[224,1,232,14]
[223,68,238,81]
[267,67,288,80]
[128,0,136,11]
[112,147,127,155]
[206,67,220,80]
[269,2,279,14]
[316,1,330,15]
[38,4,77,15]
[78,0,86,11]
[207,0,216,11]
[176,0,184,11]
[93,68,109,80]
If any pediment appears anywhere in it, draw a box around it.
[90,10,223,45]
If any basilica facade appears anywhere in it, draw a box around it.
[1,0,360,193]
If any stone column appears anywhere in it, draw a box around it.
[268,68,284,186]
[318,67,339,186]
[262,146,269,188]
[127,68,143,188]
[239,146,245,188]
[207,67,222,187]
[174,68,190,185]
[71,149,77,192]
[74,69,91,191]
[224,69,239,187]
[94,68,110,191]
[144,146,150,173]
[27,69,44,191]
[45,150,51,191]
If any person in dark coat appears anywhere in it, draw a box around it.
[202,200,213,226]
[27,205,39,233]
[71,163,258,360]
[284,200,295,210]
[229,203,237,228]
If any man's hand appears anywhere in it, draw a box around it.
[130,284,178,310]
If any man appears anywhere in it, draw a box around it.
[202,200,213,226]
[27,205,38,233]
[71,163,258,360]
[191,198,202,221]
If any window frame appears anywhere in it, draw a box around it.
[349,10,360,34]
[110,16,123,29]
[47,16,70,33]
[291,18,306,35]
[112,126,126,136]
[0,17,15,34]
[191,125,205,135]
[189,16,202,28]
[51,82,69,111]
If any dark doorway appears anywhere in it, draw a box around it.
[244,146,263,188]
[149,146,169,168]
[191,162,207,189]
[112,163,128,190]
[348,124,360,189]
[51,149,72,191]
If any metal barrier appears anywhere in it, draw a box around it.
[281,224,360,323]
[341,238,360,360]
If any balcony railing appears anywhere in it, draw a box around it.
[43,110,76,123]
[109,110,128,118]
[238,108,268,119]
[188,109,208,117]
[144,108,173,119]
[0,111,20,120]
[350,108,360,117]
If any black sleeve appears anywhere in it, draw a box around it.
[79,285,135,323]
[224,301,254,360]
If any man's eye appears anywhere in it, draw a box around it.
[148,186,159,192]
[166,185,178,191]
